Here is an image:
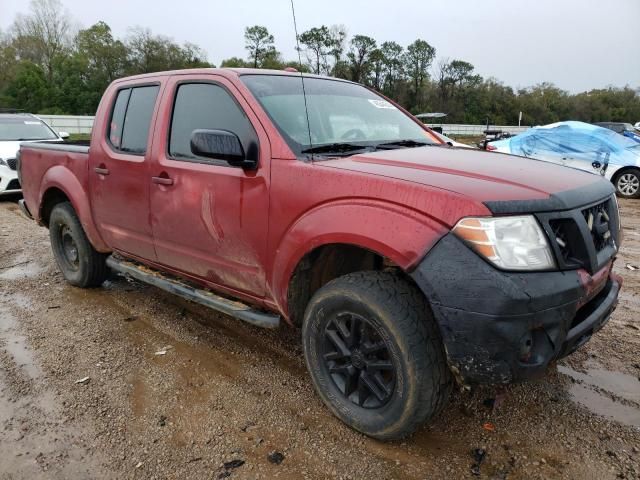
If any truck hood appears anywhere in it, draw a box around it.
[318,146,613,213]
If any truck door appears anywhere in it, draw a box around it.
[148,76,270,297]
[89,83,161,260]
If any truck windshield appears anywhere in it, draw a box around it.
[0,117,58,141]
[241,74,437,157]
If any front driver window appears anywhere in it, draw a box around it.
[169,83,258,166]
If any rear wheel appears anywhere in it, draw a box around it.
[302,271,452,440]
[49,202,108,287]
[614,169,640,199]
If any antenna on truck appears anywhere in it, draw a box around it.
[290,0,314,159]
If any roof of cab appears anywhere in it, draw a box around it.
[111,67,356,85]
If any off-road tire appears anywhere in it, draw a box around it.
[613,168,640,199]
[49,202,108,287]
[302,271,452,440]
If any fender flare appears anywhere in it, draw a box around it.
[269,199,448,317]
[39,165,110,252]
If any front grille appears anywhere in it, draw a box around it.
[6,158,17,170]
[551,222,569,260]
[537,195,619,273]
[6,179,20,190]
[582,201,614,252]
[549,218,584,265]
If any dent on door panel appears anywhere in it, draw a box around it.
[201,189,224,242]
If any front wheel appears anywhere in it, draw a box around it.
[49,202,109,287]
[302,271,452,440]
[614,169,640,199]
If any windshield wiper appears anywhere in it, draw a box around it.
[301,143,369,156]
[374,139,431,150]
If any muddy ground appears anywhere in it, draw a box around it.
[0,197,639,480]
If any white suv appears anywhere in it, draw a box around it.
[0,113,69,195]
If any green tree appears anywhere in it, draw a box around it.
[49,52,90,114]
[368,48,385,90]
[404,39,435,108]
[347,35,377,83]
[220,56,251,68]
[4,61,50,112]
[74,22,128,112]
[125,27,212,74]
[0,31,19,103]
[299,25,333,75]
[380,41,404,99]
[76,22,127,83]
[328,25,347,73]
[10,0,72,81]
[516,83,571,125]
[244,25,276,68]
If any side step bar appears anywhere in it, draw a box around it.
[106,256,280,329]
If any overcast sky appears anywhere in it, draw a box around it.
[1,0,639,92]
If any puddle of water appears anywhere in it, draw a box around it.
[0,260,44,280]
[130,374,148,417]
[558,364,640,428]
[2,333,41,379]
[5,291,34,310]
[558,364,640,404]
[566,382,640,428]
[0,306,41,380]
[0,368,106,479]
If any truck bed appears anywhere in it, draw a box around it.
[19,141,91,225]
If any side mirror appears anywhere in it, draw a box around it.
[190,129,257,169]
[58,131,70,139]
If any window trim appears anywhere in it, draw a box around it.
[165,80,260,168]
[105,82,161,157]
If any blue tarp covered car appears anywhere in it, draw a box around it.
[491,121,640,198]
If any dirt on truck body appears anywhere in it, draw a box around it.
[0,198,639,479]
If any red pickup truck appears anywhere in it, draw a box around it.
[17,68,622,440]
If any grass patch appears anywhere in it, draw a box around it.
[68,133,91,142]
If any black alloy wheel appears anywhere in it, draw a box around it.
[322,312,396,409]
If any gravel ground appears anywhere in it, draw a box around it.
[0,197,639,480]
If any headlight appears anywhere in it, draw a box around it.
[0,158,6,167]
[453,215,556,271]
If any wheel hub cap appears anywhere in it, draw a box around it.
[351,350,365,369]
[618,173,639,196]
[322,312,396,409]
[61,227,79,268]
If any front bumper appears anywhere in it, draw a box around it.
[0,165,20,194]
[410,234,620,384]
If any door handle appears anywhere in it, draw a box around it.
[94,166,110,175]
[152,175,173,186]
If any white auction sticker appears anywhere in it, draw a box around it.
[24,121,42,125]
[368,99,397,109]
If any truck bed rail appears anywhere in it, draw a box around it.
[20,141,89,154]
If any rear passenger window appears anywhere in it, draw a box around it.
[107,85,159,154]
[108,89,130,148]
[169,83,257,165]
